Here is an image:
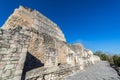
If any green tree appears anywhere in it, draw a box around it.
[113,55,120,66]
[107,56,114,64]
[94,51,109,61]
[94,51,120,67]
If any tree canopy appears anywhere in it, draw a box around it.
[94,51,120,67]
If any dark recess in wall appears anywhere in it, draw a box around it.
[21,52,44,80]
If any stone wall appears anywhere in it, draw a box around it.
[0,26,100,80]
[0,6,100,80]
[2,6,66,41]
[25,64,80,80]
[0,27,30,80]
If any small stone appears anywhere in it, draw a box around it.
[2,57,10,61]
[0,62,6,69]
[15,70,22,76]
[5,64,14,70]
[2,70,11,78]
[16,63,24,70]
[16,48,22,53]
[23,45,28,48]
[1,43,10,48]
[19,53,27,63]
[12,53,19,57]
[37,77,42,80]
[7,79,13,80]
[0,55,2,60]
[10,56,19,61]
[0,70,2,76]
[10,44,16,48]
[3,54,11,58]
[9,40,14,44]
[22,48,27,52]
[6,61,11,64]
[0,48,8,54]
[13,76,21,80]
[11,61,18,64]
[10,48,17,53]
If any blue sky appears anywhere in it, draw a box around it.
[0,0,120,54]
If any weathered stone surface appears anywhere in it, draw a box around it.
[13,76,21,80]
[0,6,101,80]
[10,56,20,61]
[2,57,10,61]
[5,64,14,70]
[2,70,11,78]
[2,6,66,42]
[0,48,8,54]
[15,70,23,76]
[0,62,6,69]
[0,43,10,48]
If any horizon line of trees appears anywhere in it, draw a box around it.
[94,51,120,67]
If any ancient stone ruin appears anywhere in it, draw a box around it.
[0,6,100,80]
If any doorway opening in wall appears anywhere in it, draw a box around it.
[21,52,44,80]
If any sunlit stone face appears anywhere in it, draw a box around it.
[2,6,66,42]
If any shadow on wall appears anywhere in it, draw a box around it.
[21,52,44,80]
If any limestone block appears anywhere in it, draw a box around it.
[16,63,24,70]
[7,48,16,53]
[15,70,22,76]
[1,35,8,40]
[19,52,27,63]
[0,62,6,69]
[9,40,14,44]
[10,44,16,48]
[12,53,20,57]
[0,48,8,54]
[3,53,10,57]
[0,43,10,48]
[5,64,14,70]
[23,44,28,48]
[22,48,27,52]
[13,76,21,80]
[10,57,20,61]
[2,70,11,78]
[79,65,84,70]
[44,74,51,80]
[16,48,22,53]
[11,61,18,64]
[2,57,10,61]
[37,77,42,80]
[0,55,2,60]
[0,70,2,77]
[7,79,13,80]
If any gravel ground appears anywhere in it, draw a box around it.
[65,61,120,80]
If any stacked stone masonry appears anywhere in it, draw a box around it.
[0,27,30,80]
[0,6,100,80]
[2,6,66,42]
